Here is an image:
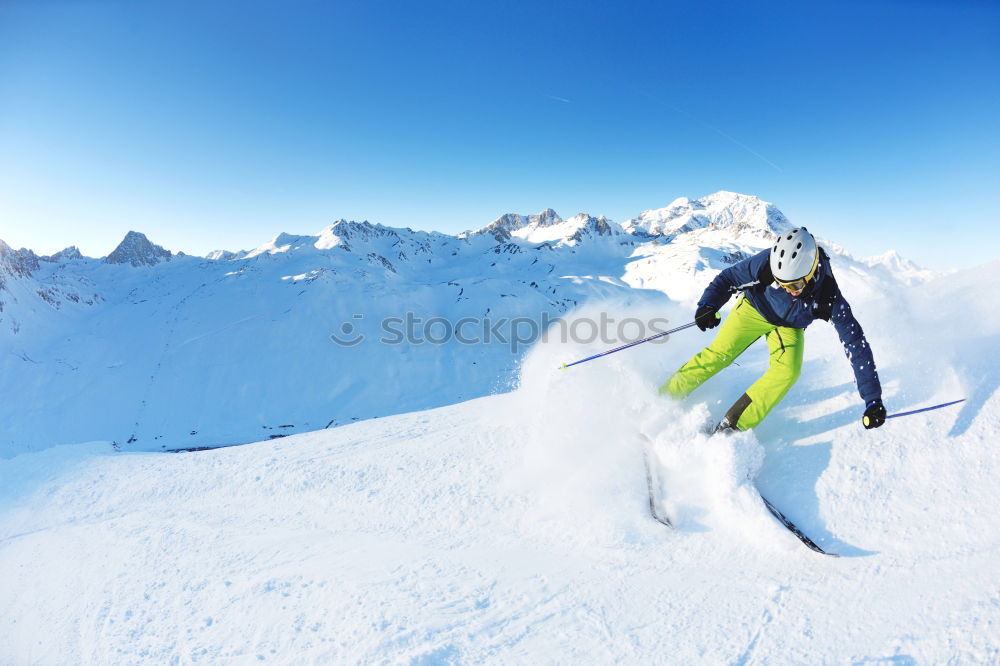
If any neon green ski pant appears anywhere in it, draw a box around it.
[659,297,804,430]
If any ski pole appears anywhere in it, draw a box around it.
[559,314,716,370]
[886,398,965,420]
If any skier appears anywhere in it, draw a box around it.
[660,227,886,432]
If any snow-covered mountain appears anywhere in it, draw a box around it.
[41,245,84,263]
[0,238,40,281]
[0,191,939,456]
[470,208,624,248]
[472,208,565,243]
[1,259,995,663]
[862,249,943,285]
[622,190,791,239]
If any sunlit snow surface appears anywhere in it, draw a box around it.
[2,264,999,663]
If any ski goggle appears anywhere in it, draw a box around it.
[775,251,819,291]
[775,276,809,291]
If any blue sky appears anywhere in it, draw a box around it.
[1,0,997,269]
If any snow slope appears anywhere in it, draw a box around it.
[1,261,997,664]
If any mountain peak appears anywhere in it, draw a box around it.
[473,209,565,243]
[0,239,40,279]
[861,249,939,284]
[105,231,172,267]
[866,249,909,266]
[625,191,792,239]
[244,232,320,258]
[42,246,84,263]
[206,249,241,261]
[534,208,561,226]
[565,214,623,243]
[320,219,399,242]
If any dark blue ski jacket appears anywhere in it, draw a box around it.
[698,248,882,403]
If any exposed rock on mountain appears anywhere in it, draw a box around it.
[104,231,172,266]
[42,246,83,263]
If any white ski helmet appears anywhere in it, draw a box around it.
[770,227,819,283]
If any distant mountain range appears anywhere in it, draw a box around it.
[0,191,940,456]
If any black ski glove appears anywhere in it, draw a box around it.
[863,399,886,429]
[695,306,721,331]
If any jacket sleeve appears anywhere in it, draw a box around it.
[698,249,770,310]
[829,288,882,403]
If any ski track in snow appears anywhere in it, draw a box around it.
[2,266,1000,662]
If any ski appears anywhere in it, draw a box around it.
[758,492,839,557]
[640,433,835,554]
[642,442,672,527]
